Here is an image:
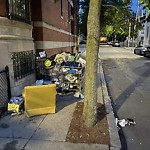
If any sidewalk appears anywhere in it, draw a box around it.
[0,50,121,150]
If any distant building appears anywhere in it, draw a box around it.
[137,13,150,46]
[138,25,145,46]
[143,14,150,45]
[0,0,79,96]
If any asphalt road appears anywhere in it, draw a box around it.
[100,45,150,150]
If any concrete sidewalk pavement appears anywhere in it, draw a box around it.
[0,50,121,150]
[0,91,110,150]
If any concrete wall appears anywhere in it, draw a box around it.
[0,17,35,96]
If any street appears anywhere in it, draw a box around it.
[100,45,150,150]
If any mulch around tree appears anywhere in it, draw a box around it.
[66,102,110,145]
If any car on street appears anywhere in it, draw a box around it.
[134,45,150,55]
[107,41,113,45]
[143,46,150,57]
[112,41,120,47]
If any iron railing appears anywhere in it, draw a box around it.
[8,0,30,23]
[0,66,11,110]
[12,50,35,81]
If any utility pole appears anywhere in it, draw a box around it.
[128,22,131,47]
[133,1,140,47]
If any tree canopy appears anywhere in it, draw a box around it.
[139,0,150,13]
[139,0,150,22]
[79,0,142,41]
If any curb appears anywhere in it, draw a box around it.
[98,57,121,150]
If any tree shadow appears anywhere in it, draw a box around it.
[65,102,110,145]
[102,58,150,150]
[56,94,82,112]
[0,114,48,150]
[102,58,150,112]
[114,61,150,112]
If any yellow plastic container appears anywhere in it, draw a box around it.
[23,84,56,117]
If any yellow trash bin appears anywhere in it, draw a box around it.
[23,84,56,117]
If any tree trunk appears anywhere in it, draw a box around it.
[83,0,102,127]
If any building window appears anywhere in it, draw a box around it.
[12,50,35,80]
[68,2,70,22]
[61,0,63,17]
[147,27,149,38]
[71,6,74,34]
[8,0,30,23]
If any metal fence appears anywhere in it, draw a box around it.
[0,66,11,111]
[11,50,35,81]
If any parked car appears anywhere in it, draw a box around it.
[112,41,120,47]
[134,45,150,55]
[143,46,150,57]
[107,41,113,45]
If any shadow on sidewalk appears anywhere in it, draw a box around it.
[102,58,150,150]
[56,94,82,112]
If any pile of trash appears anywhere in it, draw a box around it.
[116,118,136,130]
[1,52,85,117]
[36,52,86,97]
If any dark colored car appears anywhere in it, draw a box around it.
[112,41,120,47]
[134,45,150,55]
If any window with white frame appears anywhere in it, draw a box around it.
[61,0,63,17]
[147,26,149,38]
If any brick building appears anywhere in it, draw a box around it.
[0,0,79,97]
[31,0,79,57]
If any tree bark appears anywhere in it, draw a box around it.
[83,0,102,127]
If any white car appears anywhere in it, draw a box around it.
[134,45,150,55]
[112,42,120,47]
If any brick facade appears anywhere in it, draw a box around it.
[0,0,7,17]
[31,0,79,57]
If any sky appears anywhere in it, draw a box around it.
[131,0,138,12]
[131,0,148,15]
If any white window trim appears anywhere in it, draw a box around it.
[68,0,73,7]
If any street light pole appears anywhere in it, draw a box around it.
[128,22,131,47]
[133,1,140,47]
